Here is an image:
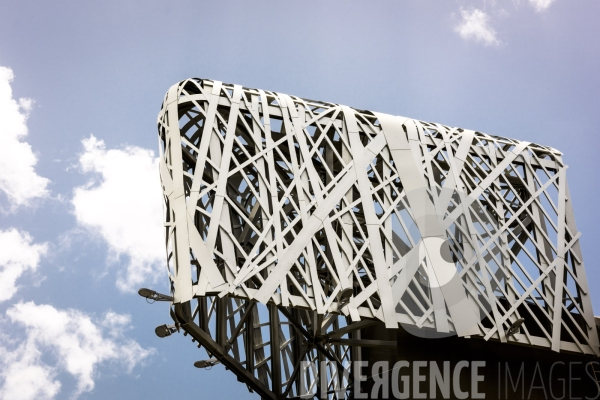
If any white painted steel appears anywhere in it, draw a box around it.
[158,78,598,357]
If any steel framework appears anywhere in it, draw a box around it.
[156,78,599,398]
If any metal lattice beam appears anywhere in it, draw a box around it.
[157,77,599,398]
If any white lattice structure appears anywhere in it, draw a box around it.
[156,77,598,398]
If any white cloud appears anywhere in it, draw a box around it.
[0,340,60,400]
[455,8,501,47]
[0,228,48,302]
[529,0,556,12]
[72,135,164,291]
[0,66,50,209]
[0,302,153,400]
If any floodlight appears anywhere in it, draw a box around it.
[194,358,219,369]
[138,288,173,302]
[155,324,177,338]
[507,318,526,337]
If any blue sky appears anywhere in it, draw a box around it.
[0,0,598,398]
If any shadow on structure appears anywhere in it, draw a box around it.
[358,322,600,400]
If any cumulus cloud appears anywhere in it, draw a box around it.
[0,302,153,400]
[0,228,48,302]
[0,340,60,400]
[0,66,49,209]
[455,8,501,47]
[529,0,556,12]
[72,135,164,291]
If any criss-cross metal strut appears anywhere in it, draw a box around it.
[156,78,599,399]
